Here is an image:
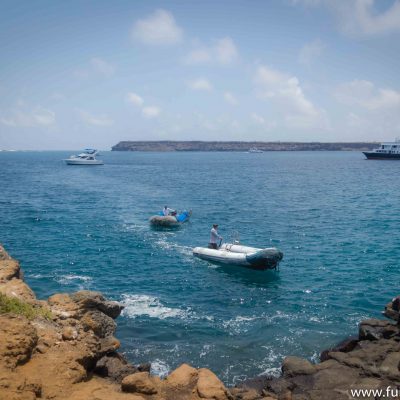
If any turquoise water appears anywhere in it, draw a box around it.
[1,151,399,384]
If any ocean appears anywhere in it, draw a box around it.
[0,150,399,385]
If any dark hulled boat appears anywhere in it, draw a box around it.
[363,141,400,160]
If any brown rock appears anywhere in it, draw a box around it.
[62,326,78,341]
[233,388,261,400]
[282,357,316,377]
[137,362,151,372]
[379,352,400,378]
[0,315,38,368]
[197,368,228,400]
[320,336,358,362]
[0,259,21,282]
[17,378,42,397]
[384,297,400,322]
[314,359,340,371]
[81,310,116,338]
[279,391,292,400]
[99,336,120,355]
[0,279,36,303]
[166,363,198,388]
[48,293,80,319]
[0,245,11,260]
[94,353,137,382]
[359,319,398,341]
[121,372,158,394]
[70,291,124,319]
[312,365,360,390]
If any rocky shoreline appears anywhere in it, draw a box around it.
[1,243,400,400]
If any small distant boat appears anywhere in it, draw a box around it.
[64,149,103,165]
[248,147,263,153]
[193,243,283,270]
[363,140,400,160]
[149,210,192,227]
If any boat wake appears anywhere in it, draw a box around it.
[153,237,193,257]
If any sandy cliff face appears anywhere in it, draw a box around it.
[1,243,400,400]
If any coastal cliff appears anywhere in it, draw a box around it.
[111,141,377,152]
[1,244,400,400]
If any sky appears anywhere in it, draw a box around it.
[1,0,400,150]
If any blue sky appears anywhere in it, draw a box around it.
[1,0,400,149]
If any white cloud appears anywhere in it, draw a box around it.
[126,92,144,107]
[251,113,265,125]
[253,65,330,131]
[183,37,238,65]
[90,57,115,77]
[255,65,319,117]
[34,108,56,125]
[214,37,238,65]
[183,48,211,65]
[125,92,160,118]
[333,0,400,36]
[333,80,400,139]
[132,9,183,45]
[224,91,238,105]
[294,0,400,37]
[187,78,213,91]
[347,112,365,128]
[1,107,55,127]
[74,58,115,79]
[335,80,400,110]
[142,106,160,118]
[79,110,113,126]
[299,39,325,65]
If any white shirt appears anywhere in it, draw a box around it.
[163,208,169,216]
[210,227,221,244]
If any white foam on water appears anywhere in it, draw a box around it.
[56,274,93,285]
[222,315,259,334]
[260,367,281,377]
[30,273,44,278]
[121,294,190,320]
[154,237,193,257]
[258,347,283,378]
[310,352,320,364]
[150,359,170,378]
[199,344,212,358]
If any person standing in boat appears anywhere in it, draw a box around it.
[209,224,223,249]
[163,206,172,216]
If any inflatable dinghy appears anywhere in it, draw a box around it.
[193,243,283,270]
[149,210,192,227]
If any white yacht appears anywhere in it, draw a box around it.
[363,140,400,160]
[248,147,263,153]
[64,149,104,165]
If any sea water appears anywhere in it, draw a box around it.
[0,150,399,384]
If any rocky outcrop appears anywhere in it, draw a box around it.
[2,243,400,400]
[236,296,400,400]
[112,141,377,152]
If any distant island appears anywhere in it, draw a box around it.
[111,141,378,152]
